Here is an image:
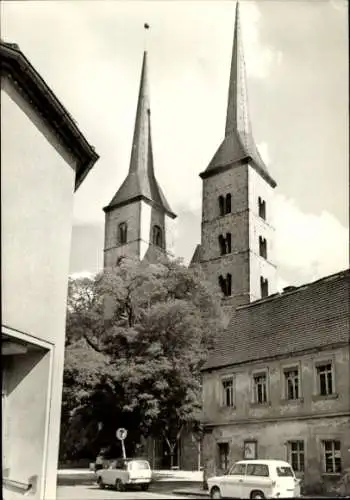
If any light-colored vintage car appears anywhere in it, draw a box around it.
[96,458,152,491]
[207,459,301,499]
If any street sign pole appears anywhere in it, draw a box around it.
[116,428,128,460]
[121,438,126,459]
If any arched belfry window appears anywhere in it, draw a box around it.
[259,236,267,259]
[225,194,232,214]
[260,276,269,298]
[218,196,225,216]
[218,193,232,216]
[118,222,128,245]
[218,233,232,256]
[218,273,232,297]
[152,225,163,248]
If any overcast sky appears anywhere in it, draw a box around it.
[2,0,348,289]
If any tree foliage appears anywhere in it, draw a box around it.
[60,257,223,462]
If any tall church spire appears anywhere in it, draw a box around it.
[225,1,251,138]
[200,1,276,188]
[105,51,176,218]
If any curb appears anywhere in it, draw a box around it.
[173,489,209,497]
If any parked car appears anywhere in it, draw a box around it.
[95,458,152,491]
[207,459,301,499]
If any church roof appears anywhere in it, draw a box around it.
[104,52,176,219]
[200,2,276,188]
[202,269,350,371]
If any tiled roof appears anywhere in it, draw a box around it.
[202,269,350,371]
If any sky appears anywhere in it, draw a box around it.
[2,0,348,290]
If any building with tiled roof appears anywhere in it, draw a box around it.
[201,269,349,494]
[187,2,350,495]
[203,269,349,371]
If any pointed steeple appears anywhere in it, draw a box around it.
[200,1,276,188]
[105,51,176,218]
[225,1,251,138]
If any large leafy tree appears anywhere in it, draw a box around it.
[60,257,223,463]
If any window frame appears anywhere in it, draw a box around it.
[251,368,269,405]
[314,359,336,398]
[321,439,342,475]
[286,440,305,473]
[220,375,235,408]
[282,363,302,401]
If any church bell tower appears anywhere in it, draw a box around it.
[192,2,277,313]
[103,51,176,267]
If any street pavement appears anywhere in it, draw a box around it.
[57,484,195,499]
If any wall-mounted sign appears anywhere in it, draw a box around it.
[244,440,257,460]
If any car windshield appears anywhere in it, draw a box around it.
[128,461,150,471]
[276,466,294,477]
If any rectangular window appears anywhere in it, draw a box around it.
[222,377,234,407]
[253,373,267,404]
[322,440,341,473]
[218,442,229,471]
[287,441,305,472]
[316,363,334,396]
[284,368,299,400]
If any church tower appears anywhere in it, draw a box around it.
[193,2,277,313]
[103,51,176,267]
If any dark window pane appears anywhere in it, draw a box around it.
[324,441,332,452]
[327,372,333,394]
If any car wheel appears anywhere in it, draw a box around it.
[250,491,265,499]
[210,486,222,499]
[97,476,105,489]
[141,484,149,491]
[115,478,125,492]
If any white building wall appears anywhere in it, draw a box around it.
[1,80,77,499]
